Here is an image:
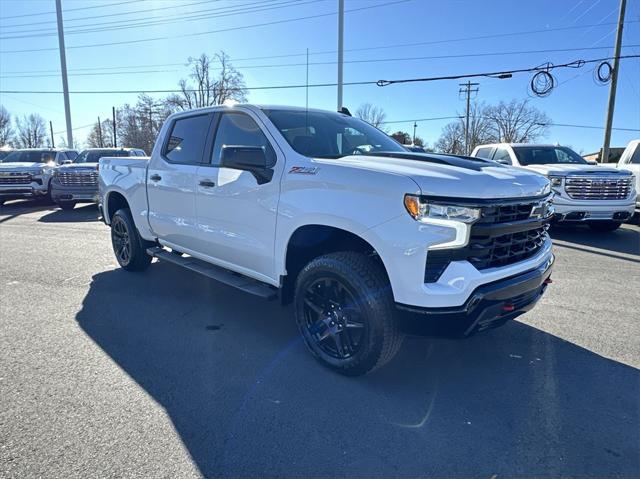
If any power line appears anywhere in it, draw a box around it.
[0,0,322,40]
[2,0,220,28]
[376,54,640,87]
[3,43,639,79]
[0,0,412,53]
[0,0,144,20]
[3,55,639,95]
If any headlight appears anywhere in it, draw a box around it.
[404,195,481,223]
[548,176,563,187]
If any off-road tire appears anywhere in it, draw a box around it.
[294,252,404,376]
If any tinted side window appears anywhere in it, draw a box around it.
[630,146,640,164]
[211,113,273,166]
[475,147,494,159]
[163,114,211,165]
[493,148,512,164]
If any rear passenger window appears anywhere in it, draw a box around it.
[211,113,273,166]
[163,114,211,164]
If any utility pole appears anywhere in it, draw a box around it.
[49,121,55,148]
[413,121,417,145]
[97,116,103,147]
[112,106,117,147]
[601,0,626,163]
[337,0,344,111]
[55,0,73,148]
[459,81,479,155]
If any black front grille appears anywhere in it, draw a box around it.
[424,197,551,283]
[0,173,31,185]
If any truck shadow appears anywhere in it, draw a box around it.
[76,264,639,479]
[38,204,100,223]
[0,199,57,224]
[549,224,639,258]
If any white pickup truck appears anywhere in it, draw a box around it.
[472,143,636,232]
[617,139,640,218]
[99,105,554,375]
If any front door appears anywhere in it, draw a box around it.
[147,112,213,250]
[195,111,281,282]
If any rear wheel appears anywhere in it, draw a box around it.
[111,208,153,271]
[294,252,403,376]
[588,221,621,232]
[58,201,76,210]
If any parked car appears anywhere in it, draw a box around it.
[52,148,146,210]
[0,148,78,206]
[616,139,640,219]
[472,143,636,232]
[100,105,554,376]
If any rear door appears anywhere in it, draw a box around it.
[194,110,281,282]
[147,112,214,250]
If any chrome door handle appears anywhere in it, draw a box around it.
[199,180,216,188]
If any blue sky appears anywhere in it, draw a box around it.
[1,0,639,152]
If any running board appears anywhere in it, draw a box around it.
[147,247,278,300]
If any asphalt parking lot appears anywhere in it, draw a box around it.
[1,200,639,479]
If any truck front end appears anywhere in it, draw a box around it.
[51,164,100,205]
[0,166,53,203]
[549,171,635,223]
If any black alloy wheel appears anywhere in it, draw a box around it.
[302,276,367,360]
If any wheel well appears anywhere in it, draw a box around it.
[281,225,387,305]
[106,192,129,222]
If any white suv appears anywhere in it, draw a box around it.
[472,143,636,232]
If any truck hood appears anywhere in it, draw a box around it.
[522,164,624,176]
[0,162,47,172]
[58,163,98,170]
[319,153,550,199]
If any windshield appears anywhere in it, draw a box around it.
[263,109,406,159]
[75,149,131,163]
[513,146,588,166]
[1,150,57,164]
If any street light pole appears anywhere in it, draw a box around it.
[601,0,627,163]
[55,0,73,148]
[337,0,344,111]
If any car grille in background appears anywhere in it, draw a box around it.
[424,197,551,283]
[0,172,31,185]
[564,176,632,200]
[57,171,98,186]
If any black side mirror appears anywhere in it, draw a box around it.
[220,146,275,184]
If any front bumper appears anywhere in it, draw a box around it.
[552,194,635,222]
[398,254,554,337]
[51,182,99,203]
[0,182,49,199]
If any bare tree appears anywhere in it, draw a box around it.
[355,103,387,129]
[165,52,247,110]
[435,122,465,154]
[87,118,115,148]
[15,113,46,148]
[0,106,13,147]
[484,99,550,143]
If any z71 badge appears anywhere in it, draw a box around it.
[288,166,319,175]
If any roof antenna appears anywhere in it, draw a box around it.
[339,107,352,116]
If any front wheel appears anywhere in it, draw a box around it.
[294,252,403,376]
[58,201,76,210]
[588,221,622,232]
[111,208,153,271]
